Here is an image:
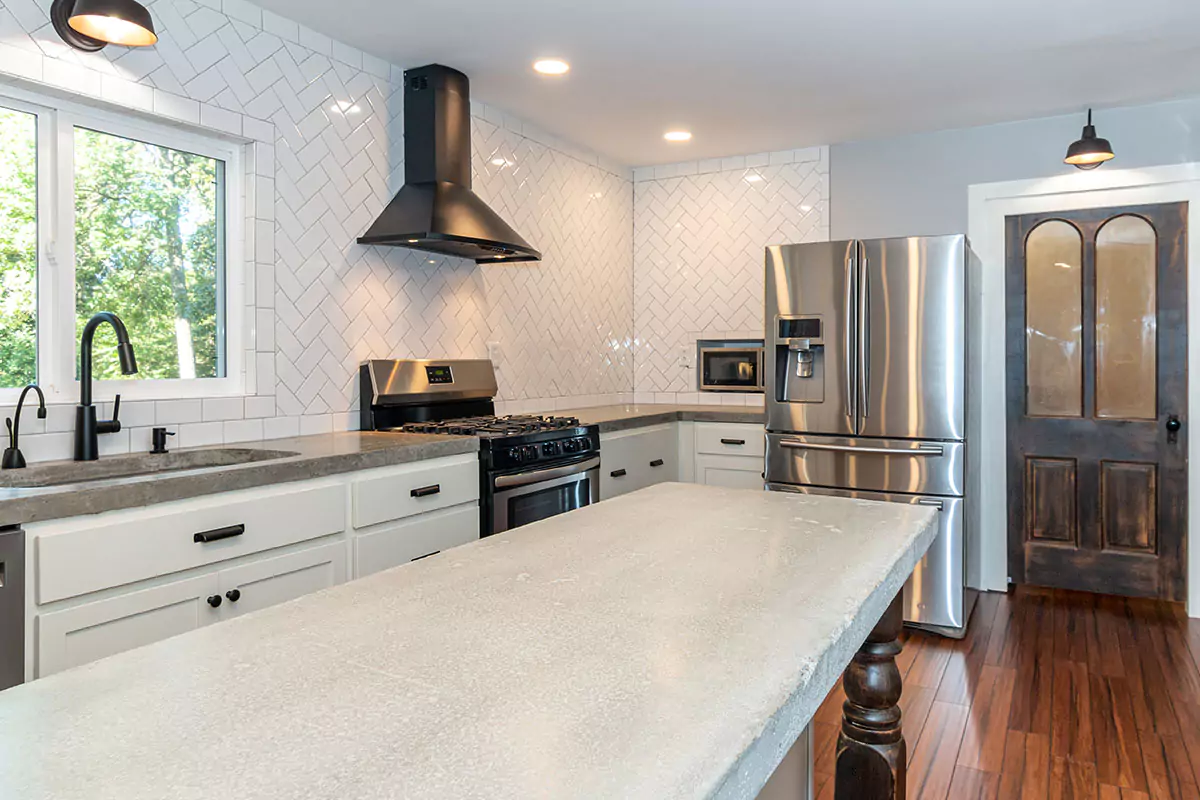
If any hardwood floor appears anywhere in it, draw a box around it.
[811,586,1200,799]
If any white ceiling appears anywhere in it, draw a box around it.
[252,0,1200,167]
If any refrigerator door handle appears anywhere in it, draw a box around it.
[844,246,856,421]
[779,440,945,457]
[857,242,870,419]
[917,498,945,510]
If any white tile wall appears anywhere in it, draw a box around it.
[0,0,636,461]
[632,148,830,397]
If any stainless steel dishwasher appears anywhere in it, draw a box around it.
[0,527,24,690]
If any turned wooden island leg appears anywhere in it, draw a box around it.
[834,594,905,800]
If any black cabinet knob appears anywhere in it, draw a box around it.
[225,589,241,602]
[206,594,222,608]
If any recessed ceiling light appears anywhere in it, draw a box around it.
[533,59,570,76]
[663,130,692,142]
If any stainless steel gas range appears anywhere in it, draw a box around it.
[360,359,600,536]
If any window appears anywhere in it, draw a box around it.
[0,87,242,401]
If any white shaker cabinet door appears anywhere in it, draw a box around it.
[36,573,221,678]
[695,454,765,490]
[218,541,348,619]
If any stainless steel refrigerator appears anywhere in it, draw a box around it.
[764,234,977,637]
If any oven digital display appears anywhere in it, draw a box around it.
[425,365,454,384]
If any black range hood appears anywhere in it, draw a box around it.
[357,64,541,263]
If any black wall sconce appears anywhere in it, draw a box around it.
[1064,109,1115,170]
[51,0,157,52]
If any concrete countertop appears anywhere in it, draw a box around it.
[0,482,937,800]
[558,403,765,432]
[0,432,478,527]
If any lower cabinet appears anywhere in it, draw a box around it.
[218,542,347,619]
[36,540,349,677]
[695,454,765,489]
[354,503,479,578]
[599,424,679,500]
[37,572,222,677]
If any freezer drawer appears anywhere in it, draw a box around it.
[765,433,964,496]
[768,484,966,634]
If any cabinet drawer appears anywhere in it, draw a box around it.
[354,503,479,578]
[600,425,673,500]
[37,572,220,677]
[695,423,766,457]
[352,455,478,529]
[36,483,346,604]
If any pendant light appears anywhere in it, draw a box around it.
[1064,109,1114,170]
[51,0,157,52]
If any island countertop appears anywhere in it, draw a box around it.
[0,483,937,800]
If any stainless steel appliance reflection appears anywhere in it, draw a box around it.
[0,527,24,690]
[359,359,601,537]
[764,235,977,637]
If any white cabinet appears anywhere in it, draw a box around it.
[354,504,479,578]
[600,424,679,500]
[693,422,765,490]
[28,454,481,680]
[37,572,221,677]
[219,542,347,619]
[695,454,765,489]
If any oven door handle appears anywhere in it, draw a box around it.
[494,456,601,490]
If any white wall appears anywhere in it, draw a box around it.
[630,148,830,402]
[830,95,1200,240]
[0,0,635,460]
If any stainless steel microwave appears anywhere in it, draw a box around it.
[698,340,765,392]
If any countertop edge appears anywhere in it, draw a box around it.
[708,509,941,800]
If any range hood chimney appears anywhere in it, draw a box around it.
[357,64,541,263]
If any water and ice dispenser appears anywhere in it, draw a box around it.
[774,316,825,403]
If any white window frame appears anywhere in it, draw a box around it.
[0,84,246,404]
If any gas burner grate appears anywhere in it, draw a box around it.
[395,414,582,437]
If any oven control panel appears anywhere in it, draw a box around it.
[487,429,599,471]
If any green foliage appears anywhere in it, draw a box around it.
[74,127,222,380]
[0,107,37,388]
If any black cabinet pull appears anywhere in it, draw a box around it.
[206,595,222,608]
[410,484,441,498]
[720,438,746,446]
[411,551,440,561]
[225,589,241,602]
[193,524,245,543]
[649,459,664,468]
[609,468,627,478]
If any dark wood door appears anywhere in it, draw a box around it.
[1006,202,1188,600]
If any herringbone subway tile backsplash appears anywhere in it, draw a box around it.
[0,0,829,459]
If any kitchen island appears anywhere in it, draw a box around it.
[0,483,937,800]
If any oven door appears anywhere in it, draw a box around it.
[488,456,600,536]
[699,347,764,392]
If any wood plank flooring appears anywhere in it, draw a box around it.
[811,586,1200,799]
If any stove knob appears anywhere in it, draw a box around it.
[575,438,589,452]
[542,442,558,457]
[508,446,523,462]
[524,445,539,461]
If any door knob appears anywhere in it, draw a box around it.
[225,589,241,602]
[1167,415,1182,444]
[206,594,222,608]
